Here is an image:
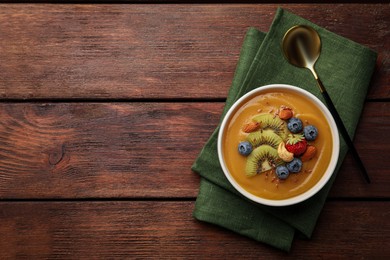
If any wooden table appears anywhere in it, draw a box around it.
[0,3,389,258]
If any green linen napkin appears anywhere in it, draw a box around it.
[192,8,377,252]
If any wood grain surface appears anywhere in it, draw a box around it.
[0,4,388,100]
[0,201,388,258]
[0,102,388,199]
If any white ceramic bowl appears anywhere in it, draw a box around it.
[218,84,340,206]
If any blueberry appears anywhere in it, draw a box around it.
[304,125,318,141]
[275,165,290,180]
[287,117,303,133]
[238,141,252,156]
[286,158,303,173]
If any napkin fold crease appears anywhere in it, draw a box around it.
[192,8,377,252]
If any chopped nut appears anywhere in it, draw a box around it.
[242,121,261,133]
[278,107,293,120]
[277,142,294,162]
[301,145,317,162]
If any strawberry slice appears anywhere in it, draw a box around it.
[285,134,307,156]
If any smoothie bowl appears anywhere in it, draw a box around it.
[218,84,339,206]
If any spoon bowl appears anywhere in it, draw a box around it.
[282,25,322,80]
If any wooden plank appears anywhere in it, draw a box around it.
[0,4,388,100]
[0,201,388,258]
[0,102,221,198]
[0,102,389,199]
[329,101,390,198]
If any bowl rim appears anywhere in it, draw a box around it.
[217,84,340,207]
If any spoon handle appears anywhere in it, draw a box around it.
[316,78,371,183]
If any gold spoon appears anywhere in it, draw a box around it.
[282,25,371,183]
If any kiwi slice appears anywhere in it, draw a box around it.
[245,145,282,177]
[252,114,288,140]
[246,129,283,149]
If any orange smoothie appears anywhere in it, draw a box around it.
[222,89,333,200]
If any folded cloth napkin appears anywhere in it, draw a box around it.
[192,8,377,252]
